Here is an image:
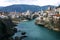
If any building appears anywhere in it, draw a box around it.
[0,12,8,18]
[56,5,60,14]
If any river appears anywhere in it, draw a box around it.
[13,20,60,40]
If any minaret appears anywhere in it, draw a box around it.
[26,10,30,15]
[51,7,55,15]
[53,7,56,15]
[48,6,51,10]
[15,10,16,14]
[41,8,43,15]
[2,12,4,15]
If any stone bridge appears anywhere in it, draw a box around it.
[31,13,40,19]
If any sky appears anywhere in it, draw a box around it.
[0,0,60,6]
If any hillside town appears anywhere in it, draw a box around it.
[0,5,60,40]
[0,5,60,32]
[35,5,60,31]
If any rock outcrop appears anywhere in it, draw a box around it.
[0,18,17,40]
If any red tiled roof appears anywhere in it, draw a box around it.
[53,14,60,17]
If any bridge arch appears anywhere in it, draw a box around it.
[31,13,40,19]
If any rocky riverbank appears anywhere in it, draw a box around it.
[35,17,60,32]
[0,17,18,40]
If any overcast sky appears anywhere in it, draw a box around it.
[0,0,60,6]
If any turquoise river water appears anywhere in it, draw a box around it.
[13,20,60,40]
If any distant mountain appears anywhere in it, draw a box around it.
[0,7,4,9]
[0,4,55,12]
[41,5,56,10]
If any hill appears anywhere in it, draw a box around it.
[0,4,55,12]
